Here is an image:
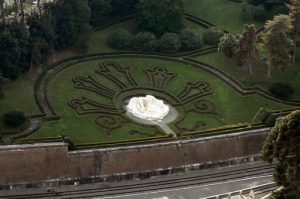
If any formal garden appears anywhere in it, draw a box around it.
[0,0,299,149]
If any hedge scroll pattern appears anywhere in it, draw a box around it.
[68,61,217,135]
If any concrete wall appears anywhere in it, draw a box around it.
[0,128,269,186]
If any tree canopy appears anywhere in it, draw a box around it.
[136,0,184,36]
[261,110,300,199]
[260,15,293,77]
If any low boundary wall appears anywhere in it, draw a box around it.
[0,128,270,189]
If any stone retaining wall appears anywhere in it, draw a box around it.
[0,128,270,188]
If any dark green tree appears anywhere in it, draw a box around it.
[88,0,112,26]
[27,12,55,64]
[261,110,300,199]
[111,0,137,15]
[64,0,92,50]
[178,28,202,50]
[0,21,30,80]
[136,0,184,36]
[158,32,181,53]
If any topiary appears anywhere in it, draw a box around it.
[132,31,157,51]
[157,33,181,53]
[107,28,133,50]
[203,27,224,45]
[269,82,294,99]
[178,28,202,50]
[3,111,26,128]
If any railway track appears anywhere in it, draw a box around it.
[0,162,275,199]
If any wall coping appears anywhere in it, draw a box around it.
[70,127,271,154]
[0,127,270,153]
[0,142,68,151]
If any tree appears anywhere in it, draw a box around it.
[136,0,184,36]
[111,0,137,15]
[19,0,24,25]
[64,0,92,50]
[178,28,202,50]
[289,0,300,63]
[27,11,55,64]
[88,0,112,25]
[218,33,239,58]
[107,28,133,50]
[236,24,258,75]
[132,31,156,51]
[260,110,300,199]
[260,15,294,78]
[0,0,5,24]
[158,33,181,53]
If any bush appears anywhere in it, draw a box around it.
[107,28,133,50]
[203,27,224,45]
[158,33,181,53]
[132,32,157,51]
[241,2,255,20]
[218,33,239,58]
[178,28,202,50]
[269,82,294,99]
[3,111,26,128]
[254,5,268,21]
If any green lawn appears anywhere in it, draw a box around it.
[184,0,264,33]
[194,52,300,100]
[26,57,294,144]
[0,74,41,121]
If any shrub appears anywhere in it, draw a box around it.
[132,32,157,51]
[203,27,224,45]
[178,28,202,50]
[158,33,181,53]
[254,5,268,21]
[3,111,26,128]
[107,28,133,50]
[269,82,294,99]
[241,2,255,20]
[218,33,239,58]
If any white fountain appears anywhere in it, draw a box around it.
[126,95,177,137]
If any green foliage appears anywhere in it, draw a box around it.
[203,27,224,45]
[132,31,157,51]
[27,12,55,64]
[64,0,92,51]
[261,110,300,198]
[107,28,133,50]
[236,24,258,75]
[269,82,294,99]
[158,33,181,53]
[111,0,138,15]
[0,22,31,80]
[260,15,293,77]
[178,28,202,50]
[3,111,26,128]
[136,0,184,36]
[88,0,112,26]
[218,33,239,58]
